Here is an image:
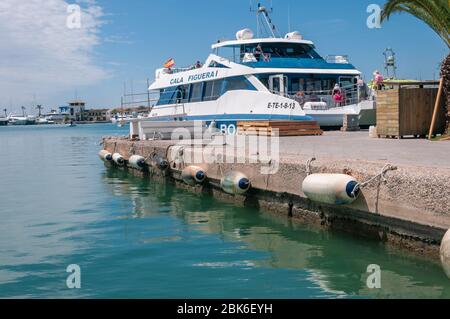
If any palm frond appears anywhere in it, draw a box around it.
[381,0,450,47]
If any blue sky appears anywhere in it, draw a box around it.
[1,0,448,113]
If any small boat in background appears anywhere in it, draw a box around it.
[9,116,28,125]
[36,117,49,125]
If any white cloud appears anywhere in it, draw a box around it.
[0,0,109,108]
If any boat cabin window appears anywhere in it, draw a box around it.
[156,85,190,105]
[223,76,255,91]
[189,82,203,103]
[203,80,223,101]
[156,76,256,106]
[209,61,229,68]
[256,74,340,95]
[240,43,321,59]
[156,87,177,106]
[339,76,357,89]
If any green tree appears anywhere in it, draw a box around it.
[36,105,43,118]
[381,0,450,133]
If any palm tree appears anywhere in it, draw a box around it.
[36,105,43,118]
[381,0,450,133]
[3,108,6,117]
[21,106,26,117]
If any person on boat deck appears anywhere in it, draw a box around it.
[332,84,344,107]
[373,70,384,90]
[253,44,263,61]
[294,91,305,106]
[356,76,367,101]
[176,86,185,104]
[195,61,202,69]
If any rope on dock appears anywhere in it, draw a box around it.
[351,164,398,197]
[306,157,317,176]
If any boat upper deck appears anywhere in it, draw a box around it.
[211,37,314,49]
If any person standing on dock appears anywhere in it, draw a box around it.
[373,70,384,90]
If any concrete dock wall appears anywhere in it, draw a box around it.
[102,137,450,257]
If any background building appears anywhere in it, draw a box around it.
[69,100,86,121]
[83,109,111,123]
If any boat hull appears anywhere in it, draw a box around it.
[305,100,377,127]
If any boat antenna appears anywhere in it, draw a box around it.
[250,1,280,38]
[288,3,291,33]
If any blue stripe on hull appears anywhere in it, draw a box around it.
[185,114,313,122]
[145,114,314,130]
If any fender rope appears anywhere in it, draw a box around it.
[351,164,398,197]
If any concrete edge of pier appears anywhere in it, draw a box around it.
[102,137,450,259]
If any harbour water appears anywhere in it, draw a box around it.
[0,124,448,299]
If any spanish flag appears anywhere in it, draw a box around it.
[164,58,175,69]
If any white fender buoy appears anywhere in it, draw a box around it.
[441,229,450,279]
[221,172,251,195]
[112,153,125,167]
[302,174,360,205]
[152,156,169,171]
[128,155,146,170]
[98,150,113,162]
[182,166,207,186]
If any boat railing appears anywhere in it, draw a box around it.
[157,53,353,78]
[270,83,364,109]
[120,90,189,117]
[215,51,343,65]
[120,82,366,117]
[121,91,159,109]
[215,53,277,65]
[156,64,205,78]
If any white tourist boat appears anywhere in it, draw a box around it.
[140,4,376,131]
[8,115,36,125]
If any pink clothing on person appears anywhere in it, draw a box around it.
[333,92,343,103]
[375,74,384,84]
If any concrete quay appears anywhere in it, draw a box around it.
[102,131,450,258]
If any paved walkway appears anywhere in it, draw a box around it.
[278,131,450,169]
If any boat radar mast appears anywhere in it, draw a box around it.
[250,1,280,38]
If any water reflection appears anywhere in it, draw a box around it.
[0,124,127,298]
[103,169,450,299]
